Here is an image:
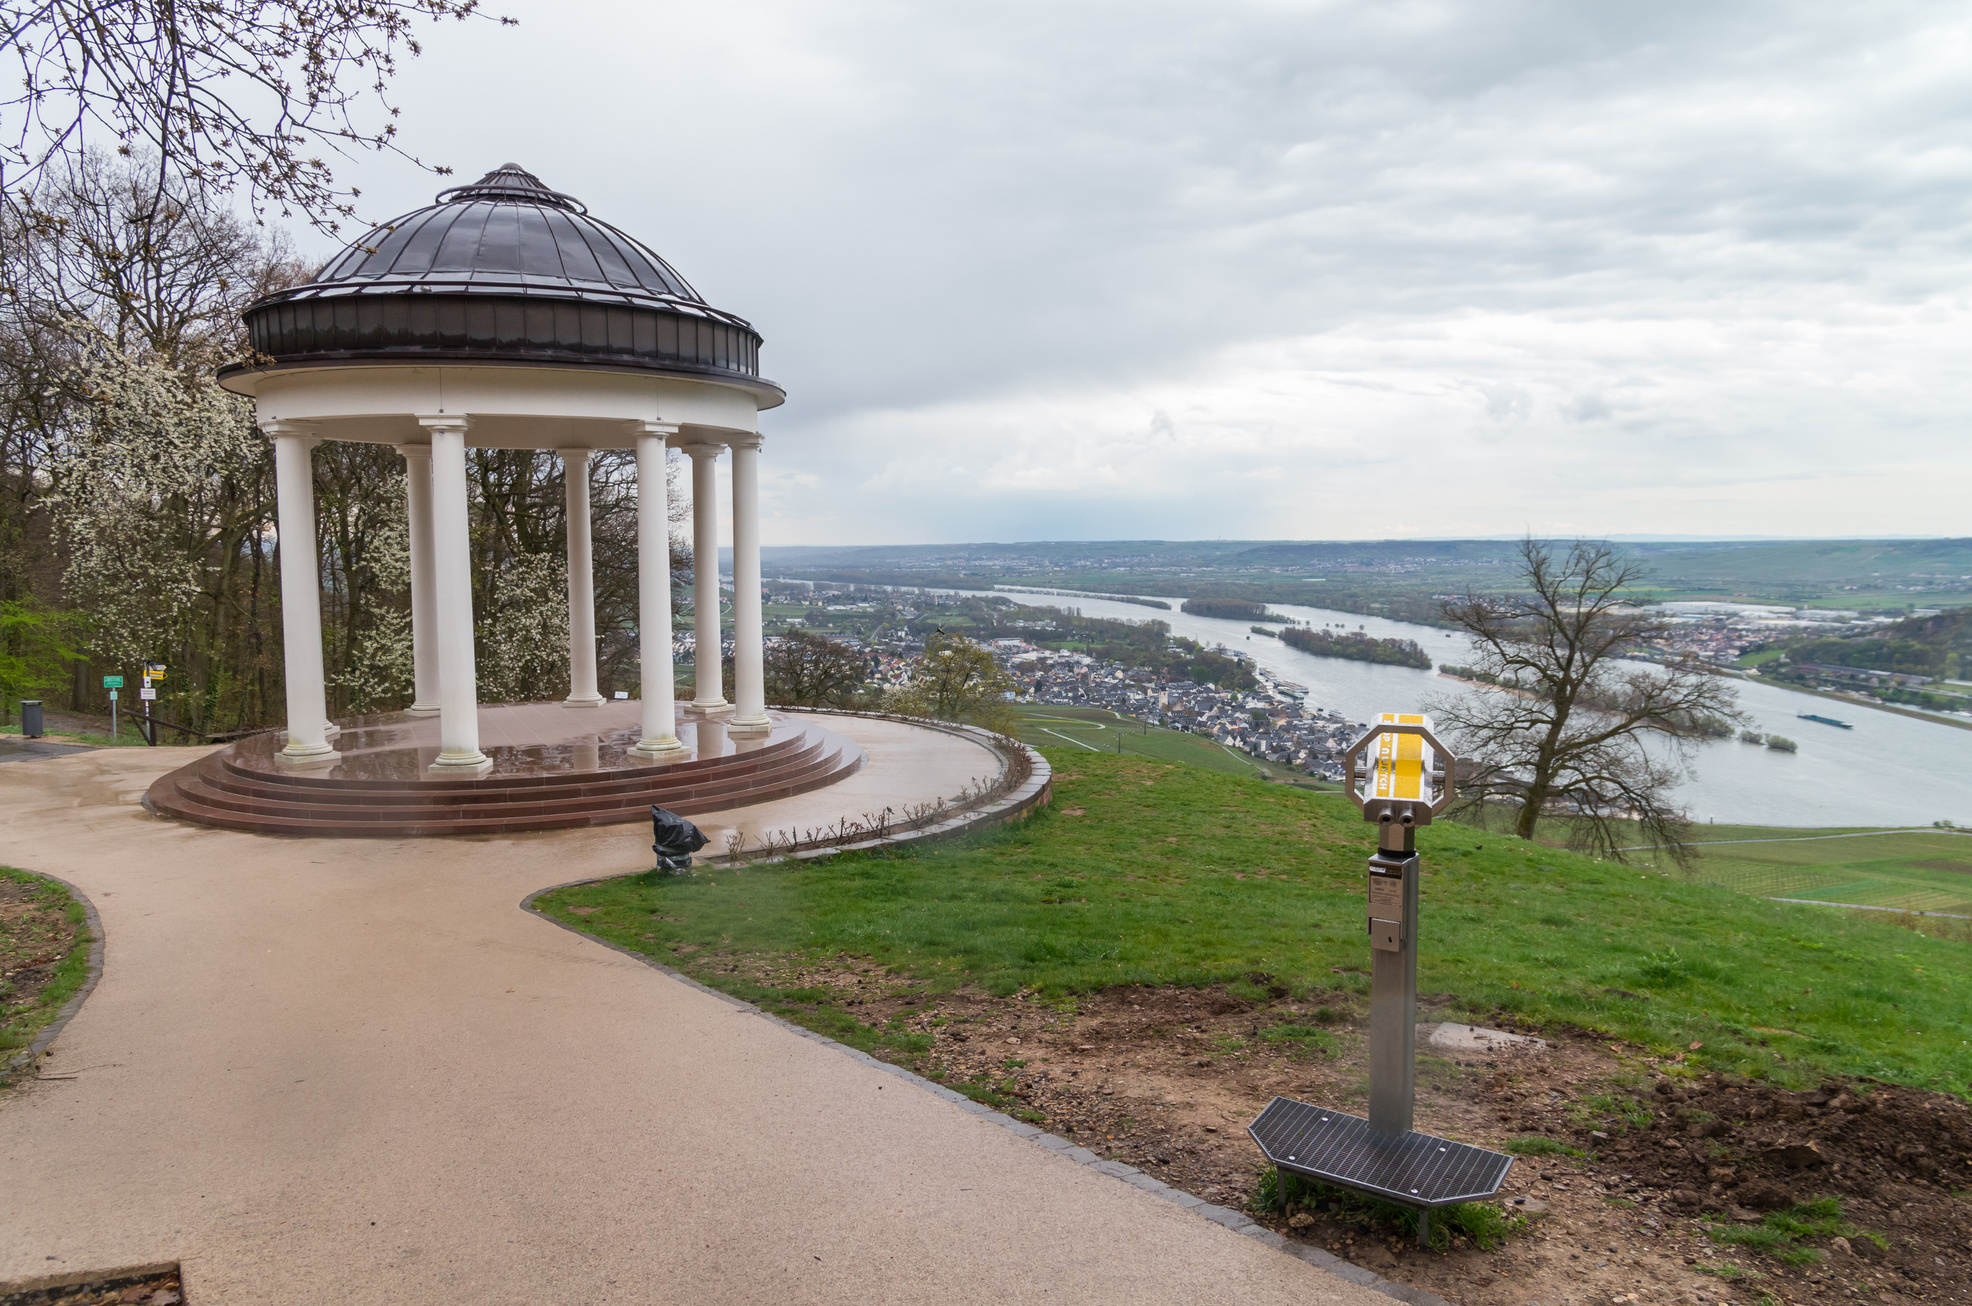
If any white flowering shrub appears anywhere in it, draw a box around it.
[475,549,570,704]
[341,603,413,713]
[49,330,263,668]
[319,450,412,713]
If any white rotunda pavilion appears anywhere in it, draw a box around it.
[219,165,779,775]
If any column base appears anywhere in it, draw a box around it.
[323,722,342,738]
[562,694,605,709]
[630,736,689,760]
[277,740,337,766]
[727,712,772,736]
[683,699,732,717]
[405,702,442,717]
[428,750,492,775]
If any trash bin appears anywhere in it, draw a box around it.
[651,805,709,872]
[21,700,43,738]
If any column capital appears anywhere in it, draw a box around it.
[260,419,319,446]
[416,413,472,435]
[625,420,681,442]
[726,432,764,452]
[556,446,596,464]
[396,443,433,463]
[678,441,726,459]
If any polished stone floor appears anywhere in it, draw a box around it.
[229,700,802,782]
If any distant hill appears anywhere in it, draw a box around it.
[759,538,1972,617]
[1781,609,1972,680]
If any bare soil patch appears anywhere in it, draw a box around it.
[0,1263,182,1305]
[725,953,1972,1305]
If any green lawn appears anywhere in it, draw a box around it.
[1,867,93,1071]
[1646,825,1972,919]
[537,752,1972,1098]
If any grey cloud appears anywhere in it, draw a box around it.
[326,0,1972,541]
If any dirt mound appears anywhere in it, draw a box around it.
[1593,1073,1972,1284]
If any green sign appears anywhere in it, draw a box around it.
[102,675,124,689]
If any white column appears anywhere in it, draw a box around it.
[266,422,333,761]
[420,415,488,771]
[728,434,769,732]
[684,442,728,709]
[631,424,686,757]
[398,444,441,716]
[559,447,603,707]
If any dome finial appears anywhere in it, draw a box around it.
[436,163,586,213]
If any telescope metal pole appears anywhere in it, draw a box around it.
[1367,814,1419,1135]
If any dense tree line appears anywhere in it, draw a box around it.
[1179,597,1284,621]
[0,156,691,733]
[966,608,1258,690]
[1278,626,1431,668]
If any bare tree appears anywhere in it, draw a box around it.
[0,0,510,230]
[762,629,868,708]
[2,152,304,363]
[1433,538,1742,863]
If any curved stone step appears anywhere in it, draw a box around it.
[146,709,867,837]
[172,739,848,825]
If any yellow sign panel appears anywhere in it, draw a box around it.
[1371,711,1434,803]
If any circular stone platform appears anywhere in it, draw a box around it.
[146,701,866,837]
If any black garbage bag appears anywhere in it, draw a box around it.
[651,805,710,871]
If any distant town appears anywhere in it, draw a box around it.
[736,579,1972,775]
[750,582,1368,777]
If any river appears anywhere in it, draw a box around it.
[1002,591,1972,828]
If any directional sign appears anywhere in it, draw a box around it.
[143,663,167,681]
[102,675,124,689]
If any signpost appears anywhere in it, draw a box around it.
[139,664,166,744]
[1246,711,1512,1247]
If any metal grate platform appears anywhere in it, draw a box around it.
[1248,1097,1513,1208]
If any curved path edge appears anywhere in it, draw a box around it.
[2,871,106,1082]
[522,836,1450,1306]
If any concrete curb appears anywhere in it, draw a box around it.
[703,709,1052,867]
[2,870,106,1082]
[520,883,1451,1306]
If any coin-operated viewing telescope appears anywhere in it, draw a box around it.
[1247,712,1512,1248]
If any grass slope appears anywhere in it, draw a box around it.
[1659,826,1972,918]
[539,753,1971,1098]
[1010,705,1301,781]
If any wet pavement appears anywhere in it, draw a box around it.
[0,737,95,764]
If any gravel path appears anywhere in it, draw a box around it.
[0,722,1373,1305]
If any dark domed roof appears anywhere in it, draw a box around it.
[301,164,710,311]
[229,165,778,396]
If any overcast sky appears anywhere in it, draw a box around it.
[316,0,1972,547]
